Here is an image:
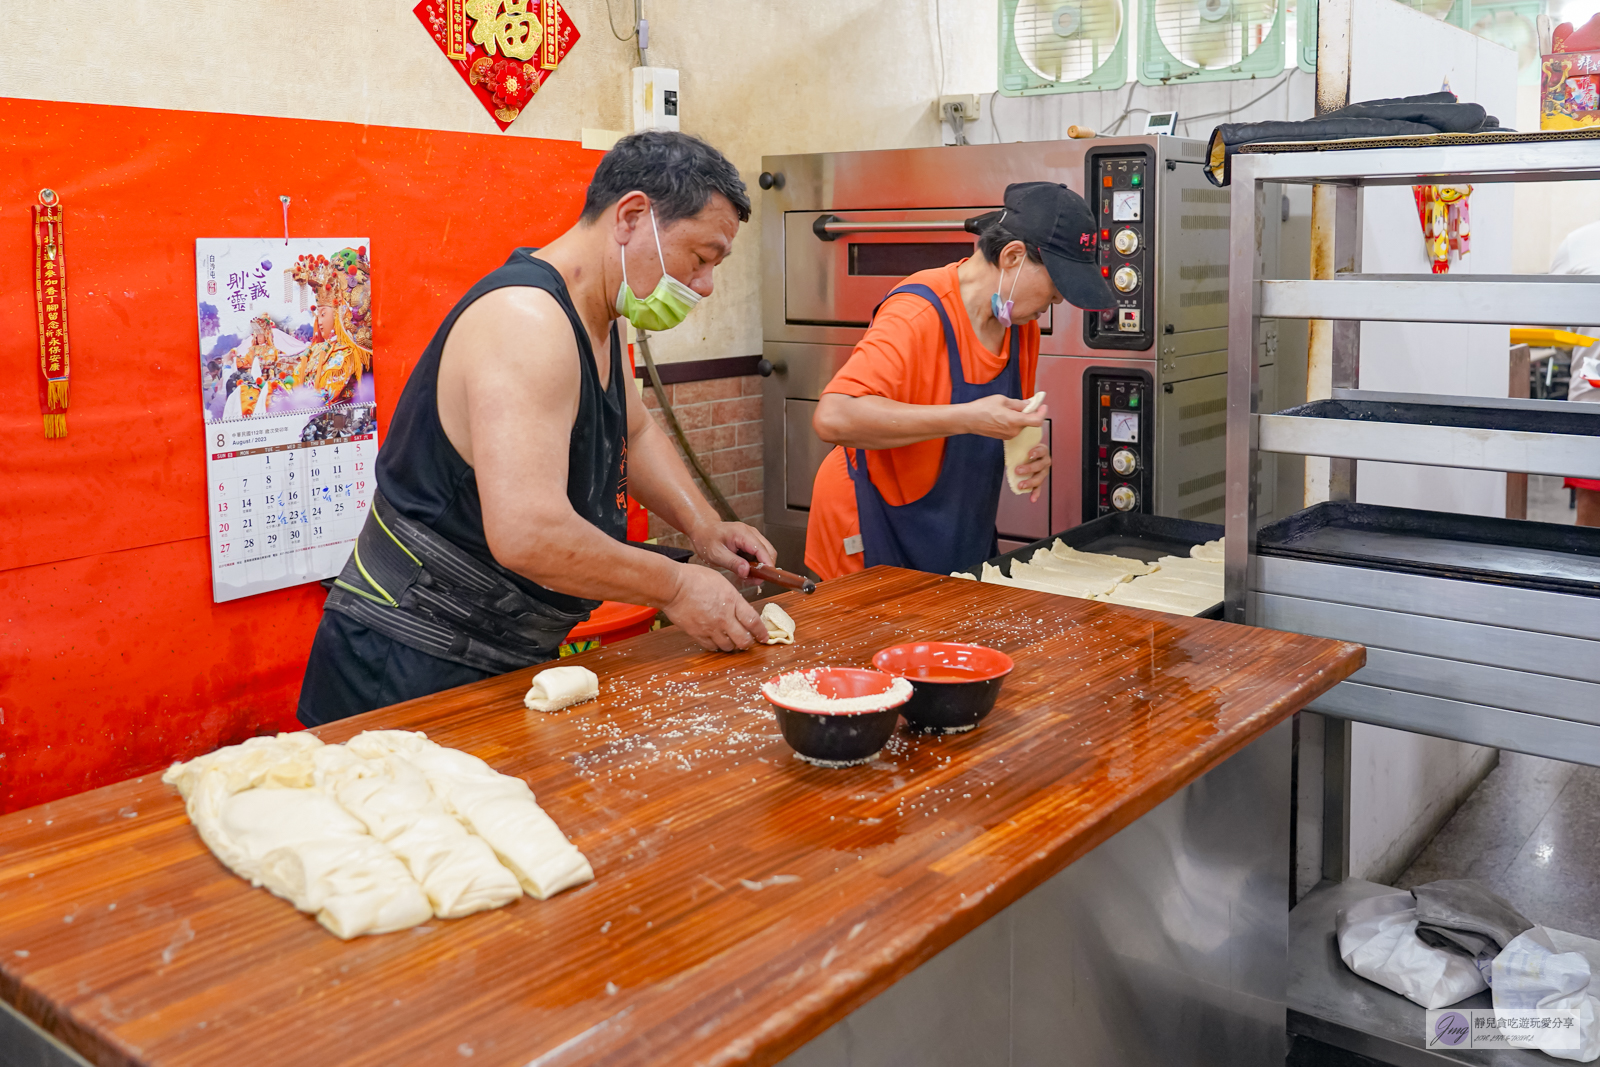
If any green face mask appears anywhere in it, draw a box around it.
[615,208,703,331]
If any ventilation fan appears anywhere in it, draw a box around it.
[1000,0,1130,95]
[1139,0,1287,84]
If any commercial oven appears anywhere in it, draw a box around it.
[759,137,1287,574]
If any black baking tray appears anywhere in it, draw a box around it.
[972,512,1225,618]
[1273,397,1600,436]
[1257,501,1600,598]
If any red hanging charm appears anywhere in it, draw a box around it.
[413,0,580,131]
[32,188,70,439]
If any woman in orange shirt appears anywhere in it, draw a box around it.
[805,182,1116,579]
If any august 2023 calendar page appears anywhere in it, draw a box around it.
[196,238,378,603]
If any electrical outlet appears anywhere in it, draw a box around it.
[939,94,980,123]
[939,94,980,146]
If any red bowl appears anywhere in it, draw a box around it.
[872,643,1015,734]
[762,668,911,767]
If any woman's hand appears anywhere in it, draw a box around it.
[962,394,1048,440]
[1015,443,1052,503]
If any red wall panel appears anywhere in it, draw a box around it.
[0,97,599,812]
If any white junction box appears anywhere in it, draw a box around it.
[632,67,680,132]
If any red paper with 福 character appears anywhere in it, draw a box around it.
[33,193,70,439]
[413,0,579,131]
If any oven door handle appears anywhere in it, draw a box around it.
[811,214,980,242]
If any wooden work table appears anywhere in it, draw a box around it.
[0,567,1363,1067]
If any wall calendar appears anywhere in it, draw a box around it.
[196,238,377,602]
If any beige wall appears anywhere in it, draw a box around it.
[0,0,993,364]
[10,0,1592,355]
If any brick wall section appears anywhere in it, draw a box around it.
[640,374,764,549]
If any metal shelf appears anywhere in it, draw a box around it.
[1225,136,1600,1067]
[1290,878,1600,1066]
[1232,135,1600,187]
[1256,395,1600,478]
[1260,274,1600,325]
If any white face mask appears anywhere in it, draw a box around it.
[615,207,703,331]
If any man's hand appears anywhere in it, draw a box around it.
[1015,442,1052,503]
[689,521,776,580]
[663,564,769,652]
[962,395,1048,440]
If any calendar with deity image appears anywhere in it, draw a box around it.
[196,238,378,602]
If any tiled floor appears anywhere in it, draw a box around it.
[1396,751,1600,939]
[1526,474,1578,526]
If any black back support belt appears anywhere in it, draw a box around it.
[323,488,592,675]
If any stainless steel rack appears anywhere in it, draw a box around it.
[1224,137,1600,1066]
[1224,138,1600,765]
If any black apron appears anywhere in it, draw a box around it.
[297,249,628,726]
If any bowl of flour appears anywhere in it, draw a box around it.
[761,668,913,768]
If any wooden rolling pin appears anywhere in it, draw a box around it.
[739,552,816,594]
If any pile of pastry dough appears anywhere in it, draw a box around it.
[954,537,1224,616]
[162,730,593,939]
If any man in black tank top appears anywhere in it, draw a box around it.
[297,132,774,725]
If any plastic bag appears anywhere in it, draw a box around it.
[1492,927,1600,1062]
[1337,890,1489,1009]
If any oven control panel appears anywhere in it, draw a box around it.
[1082,368,1154,522]
[1083,146,1155,351]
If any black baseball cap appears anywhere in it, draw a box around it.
[971,182,1116,310]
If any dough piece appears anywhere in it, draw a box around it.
[223,786,433,939]
[949,571,977,580]
[981,559,1112,599]
[163,732,325,803]
[1189,537,1226,562]
[347,731,594,900]
[1007,559,1124,598]
[1151,555,1225,577]
[1124,573,1221,599]
[163,733,329,877]
[1027,552,1141,586]
[1046,541,1155,576]
[523,665,599,713]
[1003,392,1047,496]
[314,745,522,919]
[1096,582,1217,616]
[761,602,796,645]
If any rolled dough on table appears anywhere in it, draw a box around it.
[524,665,599,712]
[1004,391,1047,496]
[761,602,796,644]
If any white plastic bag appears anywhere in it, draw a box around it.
[1337,890,1489,1009]
[1492,927,1600,1062]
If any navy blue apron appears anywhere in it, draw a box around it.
[846,283,1022,575]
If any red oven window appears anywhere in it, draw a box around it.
[848,242,973,277]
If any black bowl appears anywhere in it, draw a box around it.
[763,668,911,768]
[873,642,1015,735]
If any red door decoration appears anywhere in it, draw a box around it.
[1411,184,1472,274]
[414,0,579,131]
[32,188,70,439]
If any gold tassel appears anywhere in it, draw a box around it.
[43,414,66,438]
[46,380,69,408]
